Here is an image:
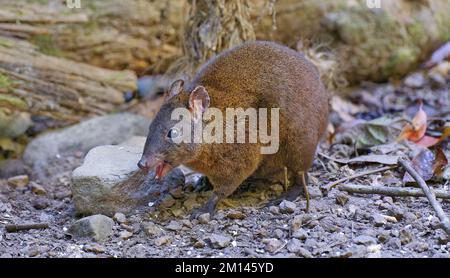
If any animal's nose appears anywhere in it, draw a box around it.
[137,158,148,170]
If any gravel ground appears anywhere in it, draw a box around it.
[1,69,450,258]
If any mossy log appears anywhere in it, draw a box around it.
[0,36,136,140]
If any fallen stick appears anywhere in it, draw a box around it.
[339,183,450,199]
[5,223,49,233]
[324,165,397,191]
[398,157,450,237]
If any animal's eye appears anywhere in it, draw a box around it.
[167,127,182,139]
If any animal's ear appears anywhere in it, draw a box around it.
[165,79,184,101]
[188,86,210,122]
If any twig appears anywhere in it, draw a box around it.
[324,165,397,191]
[339,183,450,199]
[398,157,450,237]
[5,223,49,233]
[318,152,348,164]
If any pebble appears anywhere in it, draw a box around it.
[404,72,425,88]
[113,213,127,224]
[198,213,210,224]
[268,206,279,214]
[292,229,308,240]
[286,238,302,253]
[120,223,134,232]
[400,229,413,245]
[142,221,164,237]
[83,243,105,254]
[264,238,282,253]
[166,220,182,231]
[7,175,29,189]
[181,219,193,229]
[227,210,246,220]
[335,192,349,206]
[279,200,296,214]
[30,182,47,195]
[274,229,284,239]
[410,242,429,253]
[373,214,387,227]
[387,238,401,249]
[377,231,390,243]
[354,235,377,246]
[194,240,206,249]
[32,197,49,210]
[291,215,303,231]
[120,231,133,240]
[209,234,231,249]
[155,235,172,246]
[309,186,322,199]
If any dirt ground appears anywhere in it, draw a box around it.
[1,70,450,258]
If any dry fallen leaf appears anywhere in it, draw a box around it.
[432,147,448,176]
[398,101,427,142]
[347,154,399,165]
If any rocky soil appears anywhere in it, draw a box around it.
[1,67,450,258]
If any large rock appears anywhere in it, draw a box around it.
[23,113,150,180]
[71,144,185,216]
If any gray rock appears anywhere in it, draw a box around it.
[142,221,164,238]
[67,215,114,242]
[335,192,349,206]
[291,215,303,231]
[354,235,377,246]
[113,213,127,224]
[24,113,149,179]
[209,234,231,249]
[119,231,133,240]
[198,213,211,224]
[166,220,182,231]
[292,229,308,240]
[400,229,413,245]
[279,200,296,214]
[373,214,387,227]
[404,72,425,88]
[155,235,172,246]
[264,238,282,253]
[309,186,322,199]
[286,238,302,253]
[71,144,185,216]
[0,160,27,179]
[0,110,31,139]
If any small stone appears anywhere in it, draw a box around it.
[410,242,429,253]
[113,213,127,224]
[274,229,284,239]
[286,238,302,253]
[292,229,308,240]
[30,182,46,195]
[120,231,133,240]
[291,215,303,231]
[264,238,282,253]
[309,186,322,199]
[166,220,182,231]
[404,72,425,88]
[354,235,377,246]
[169,187,183,199]
[297,247,313,258]
[142,222,164,237]
[198,213,210,224]
[194,240,206,249]
[429,72,446,88]
[181,219,193,229]
[377,231,390,243]
[67,215,114,242]
[400,229,413,245]
[373,214,387,227]
[335,192,349,206]
[227,210,246,220]
[83,243,105,254]
[7,175,29,188]
[120,223,134,232]
[268,206,279,214]
[32,197,49,210]
[279,200,296,214]
[160,195,176,208]
[209,234,231,249]
[155,235,172,246]
[54,189,72,200]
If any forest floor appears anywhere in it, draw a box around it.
[1,68,450,258]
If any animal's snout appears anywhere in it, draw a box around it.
[137,157,150,171]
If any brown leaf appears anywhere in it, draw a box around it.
[398,101,427,142]
[433,147,448,176]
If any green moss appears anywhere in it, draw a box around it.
[0,94,28,110]
[0,38,13,48]
[32,35,63,57]
[0,74,12,90]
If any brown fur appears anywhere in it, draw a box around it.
[139,41,329,216]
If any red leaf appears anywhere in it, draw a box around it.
[398,101,427,142]
[415,135,441,148]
